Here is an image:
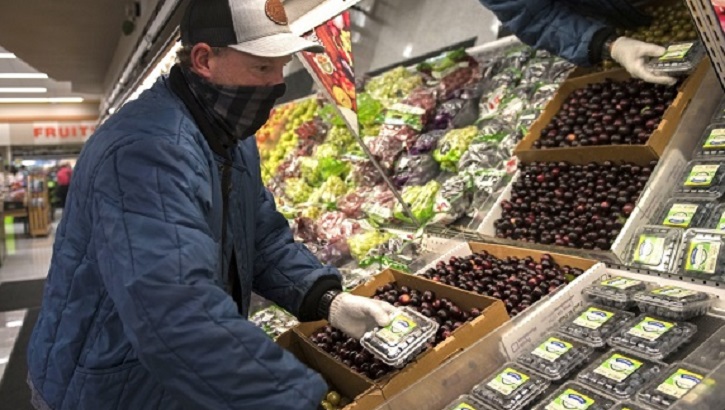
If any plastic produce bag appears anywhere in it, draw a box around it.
[501,46,535,70]
[429,99,464,131]
[337,188,369,219]
[300,157,322,186]
[360,237,420,272]
[433,127,479,172]
[401,88,438,119]
[409,130,446,155]
[347,156,383,187]
[431,174,473,225]
[520,60,549,87]
[394,180,441,224]
[367,133,406,172]
[291,217,319,243]
[458,142,506,173]
[468,169,509,217]
[358,92,384,138]
[348,230,394,262]
[308,176,348,206]
[392,152,440,188]
[547,58,576,83]
[317,211,363,243]
[283,178,314,204]
[311,237,351,266]
[362,185,397,225]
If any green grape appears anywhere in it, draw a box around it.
[284,178,313,204]
[394,180,440,224]
[348,230,394,261]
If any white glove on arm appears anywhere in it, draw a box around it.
[611,37,677,85]
[329,292,397,339]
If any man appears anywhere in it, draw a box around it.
[54,163,71,209]
[479,0,678,85]
[27,0,396,409]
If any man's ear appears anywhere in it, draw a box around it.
[189,43,214,80]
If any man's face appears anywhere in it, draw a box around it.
[198,46,291,87]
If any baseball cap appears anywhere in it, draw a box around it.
[180,0,324,57]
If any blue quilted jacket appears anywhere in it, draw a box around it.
[27,73,340,409]
[479,0,651,65]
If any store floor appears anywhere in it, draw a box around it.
[0,219,55,408]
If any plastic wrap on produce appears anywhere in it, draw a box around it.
[367,132,407,172]
[433,126,479,172]
[361,237,420,272]
[520,60,549,87]
[337,188,369,219]
[317,212,363,243]
[478,84,510,119]
[547,58,576,83]
[348,230,394,262]
[458,141,506,173]
[531,83,559,108]
[365,66,423,108]
[283,177,313,204]
[409,129,446,155]
[428,99,464,131]
[250,307,299,339]
[300,156,322,186]
[467,169,509,217]
[291,216,319,243]
[476,117,511,141]
[401,87,438,119]
[308,237,351,266]
[308,176,348,206]
[357,92,384,138]
[431,174,473,225]
[296,118,328,143]
[502,46,535,69]
[392,152,440,188]
[347,156,383,187]
[341,267,378,290]
[276,155,302,179]
[294,137,316,157]
[394,180,441,224]
[362,185,397,225]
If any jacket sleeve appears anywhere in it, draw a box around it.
[251,182,343,320]
[91,137,326,410]
[478,0,613,66]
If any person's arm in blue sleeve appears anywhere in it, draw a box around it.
[478,0,615,66]
[92,138,326,409]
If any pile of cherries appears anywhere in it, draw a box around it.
[421,252,584,316]
[494,161,655,250]
[534,78,677,149]
[310,283,481,380]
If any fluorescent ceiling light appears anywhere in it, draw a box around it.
[0,53,16,59]
[0,73,49,79]
[0,97,84,103]
[0,87,47,93]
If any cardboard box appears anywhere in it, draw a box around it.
[276,330,385,410]
[513,58,709,163]
[293,269,509,401]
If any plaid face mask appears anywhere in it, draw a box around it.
[182,68,286,140]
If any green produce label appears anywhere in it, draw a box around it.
[376,314,417,345]
[593,353,643,382]
[487,368,530,396]
[718,211,725,230]
[532,337,573,362]
[633,235,665,266]
[651,286,698,299]
[545,389,595,410]
[704,128,725,149]
[573,307,614,330]
[452,403,476,410]
[627,317,674,341]
[685,165,719,187]
[663,203,699,228]
[659,43,694,61]
[656,368,703,399]
[600,277,642,290]
[685,240,721,274]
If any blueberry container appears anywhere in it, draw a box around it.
[625,226,682,273]
[611,403,652,410]
[694,124,725,159]
[673,160,725,200]
[705,203,725,231]
[442,395,487,410]
[516,332,595,382]
[558,305,635,348]
[531,382,616,410]
[576,350,665,400]
[637,363,706,409]
[470,362,549,410]
[652,198,711,229]
[360,307,438,368]
[684,325,725,371]
[676,229,725,282]
[647,41,705,76]
[634,286,714,321]
[607,315,697,361]
[583,276,650,310]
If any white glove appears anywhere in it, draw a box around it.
[329,292,397,339]
[611,37,677,85]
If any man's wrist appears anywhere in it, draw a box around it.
[589,27,617,64]
[318,289,342,320]
[602,35,618,61]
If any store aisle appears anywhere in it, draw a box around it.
[0,221,55,405]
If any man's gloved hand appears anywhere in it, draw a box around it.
[611,37,677,85]
[329,292,397,339]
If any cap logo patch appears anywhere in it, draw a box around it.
[265,0,288,25]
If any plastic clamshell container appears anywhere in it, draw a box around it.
[673,160,725,200]
[634,285,714,321]
[676,229,725,282]
[652,198,712,229]
[637,363,706,409]
[647,41,706,76]
[557,304,635,348]
[360,307,438,368]
[442,395,487,410]
[611,402,653,410]
[576,349,666,400]
[684,325,725,371]
[705,203,725,230]
[583,276,650,310]
[624,226,682,273]
[516,332,595,382]
[694,123,725,159]
[607,315,697,361]
[470,362,550,410]
[712,98,725,123]
[531,382,616,410]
